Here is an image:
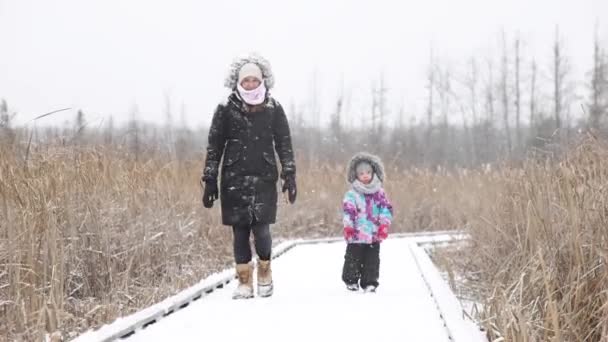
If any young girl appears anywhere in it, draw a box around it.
[201,53,297,299]
[341,152,393,292]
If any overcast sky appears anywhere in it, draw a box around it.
[1,0,606,128]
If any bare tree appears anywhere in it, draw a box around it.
[308,69,321,164]
[370,84,377,138]
[552,26,571,133]
[164,91,175,156]
[467,58,479,125]
[330,97,343,138]
[396,105,405,130]
[544,27,578,145]
[377,74,388,139]
[369,73,388,153]
[482,58,497,161]
[553,28,562,130]
[458,101,473,166]
[435,65,452,163]
[0,99,16,144]
[174,101,193,161]
[378,73,388,135]
[425,46,436,153]
[530,60,538,132]
[439,68,451,129]
[485,59,496,125]
[73,110,86,144]
[129,104,141,161]
[463,58,480,164]
[105,115,114,145]
[329,93,343,159]
[288,102,300,133]
[588,29,608,130]
[75,110,85,129]
[0,99,11,128]
[501,31,512,153]
[514,35,522,150]
[389,105,410,167]
[164,91,173,129]
[180,102,187,129]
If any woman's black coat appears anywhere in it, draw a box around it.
[203,93,296,226]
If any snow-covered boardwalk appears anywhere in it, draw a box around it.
[73,233,486,342]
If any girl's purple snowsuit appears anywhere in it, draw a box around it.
[341,152,393,290]
[342,188,393,244]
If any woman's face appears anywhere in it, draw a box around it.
[357,170,373,184]
[241,77,261,91]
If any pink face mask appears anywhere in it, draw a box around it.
[237,82,267,105]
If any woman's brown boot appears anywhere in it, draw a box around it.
[232,262,254,299]
[257,259,273,297]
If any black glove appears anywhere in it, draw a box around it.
[202,180,218,208]
[282,175,297,204]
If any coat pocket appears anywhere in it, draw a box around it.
[262,151,276,166]
[223,139,241,167]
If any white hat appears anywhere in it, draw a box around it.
[238,63,263,85]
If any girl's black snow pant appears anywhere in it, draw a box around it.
[342,243,380,288]
[232,219,272,264]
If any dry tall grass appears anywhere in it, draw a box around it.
[460,140,608,341]
[429,138,608,341]
[0,143,231,341]
[0,140,460,341]
[2,135,607,341]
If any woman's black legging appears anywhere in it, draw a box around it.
[232,221,272,264]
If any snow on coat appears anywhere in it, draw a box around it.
[203,93,295,226]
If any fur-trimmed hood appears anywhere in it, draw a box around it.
[347,152,385,183]
[224,52,275,90]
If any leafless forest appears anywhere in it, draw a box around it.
[1,29,608,340]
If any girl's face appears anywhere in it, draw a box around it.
[357,170,372,184]
[241,76,261,91]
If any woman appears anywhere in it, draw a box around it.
[201,53,297,299]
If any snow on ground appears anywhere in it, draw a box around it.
[73,235,486,342]
[125,239,456,342]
